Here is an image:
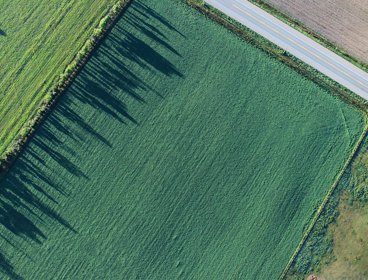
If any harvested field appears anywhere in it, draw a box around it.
[264,0,368,65]
[0,0,115,156]
[0,0,365,279]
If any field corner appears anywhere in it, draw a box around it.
[278,112,368,280]
[181,1,368,278]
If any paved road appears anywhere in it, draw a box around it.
[205,0,368,100]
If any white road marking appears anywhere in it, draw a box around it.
[205,0,368,100]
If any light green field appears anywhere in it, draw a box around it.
[0,0,115,155]
[0,0,365,279]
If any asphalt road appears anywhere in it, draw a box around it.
[205,0,368,100]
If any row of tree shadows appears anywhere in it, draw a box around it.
[0,1,183,278]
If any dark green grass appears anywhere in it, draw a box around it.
[286,134,368,279]
[0,0,364,279]
[0,0,115,156]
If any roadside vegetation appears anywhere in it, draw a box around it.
[0,0,364,279]
[250,0,368,74]
[186,0,368,112]
[0,0,117,158]
[244,1,368,278]
[196,2,368,277]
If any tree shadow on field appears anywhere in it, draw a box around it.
[0,0,183,278]
[0,30,5,36]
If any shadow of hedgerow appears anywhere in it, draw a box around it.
[0,1,183,278]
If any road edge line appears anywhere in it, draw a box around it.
[248,0,368,75]
[181,1,368,278]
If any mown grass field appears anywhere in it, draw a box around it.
[0,0,365,279]
[0,0,115,156]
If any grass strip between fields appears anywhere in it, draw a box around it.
[248,0,368,75]
[0,0,132,176]
[279,120,368,279]
[183,0,368,278]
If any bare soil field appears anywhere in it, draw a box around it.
[264,0,368,65]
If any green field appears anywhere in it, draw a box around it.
[0,0,115,156]
[0,0,365,279]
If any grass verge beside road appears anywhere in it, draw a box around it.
[0,0,365,279]
[184,1,368,279]
[248,0,368,74]
[185,0,368,112]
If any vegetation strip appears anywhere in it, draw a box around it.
[0,0,115,155]
[183,0,368,278]
[242,1,368,277]
[184,0,368,113]
[279,121,368,279]
[0,0,362,277]
[248,0,368,74]
[0,0,364,278]
[0,0,132,176]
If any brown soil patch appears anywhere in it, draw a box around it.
[264,0,368,65]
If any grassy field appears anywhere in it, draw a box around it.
[287,136,368,280]
[0,0,116,156]
[0,0,365,279]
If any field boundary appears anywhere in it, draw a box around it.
[183,0,368,113]
[0,0,133,177]
[182,1,368,278]
[278,117,368,279]
[248,0,368,75]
